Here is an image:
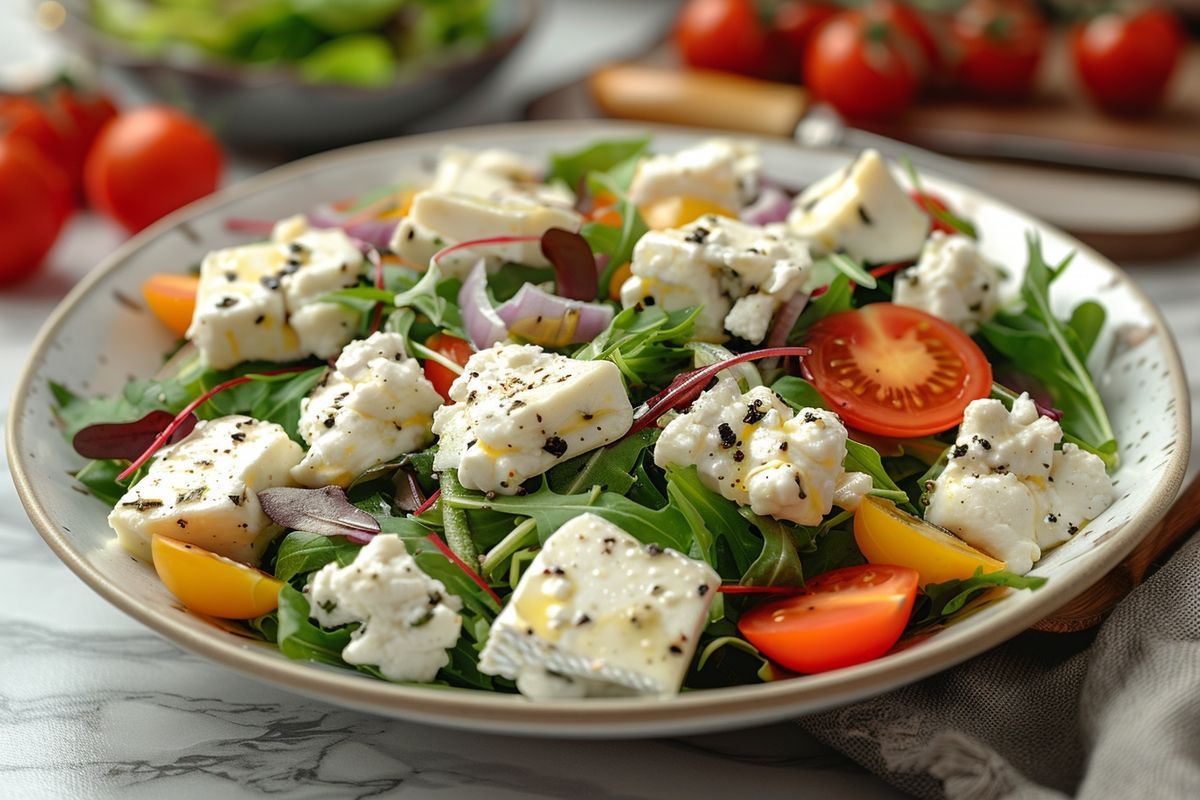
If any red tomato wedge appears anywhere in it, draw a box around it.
[738,564,919,673]
[803,303,992,437]
[423,332,474,402]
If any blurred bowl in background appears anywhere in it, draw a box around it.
[54,0,538,151]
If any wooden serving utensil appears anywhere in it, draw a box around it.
[1035,474,1200,633]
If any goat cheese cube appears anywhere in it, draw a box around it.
[428,145,573,206]
[925,394,1115,574]
[388,191,582,277]
[787,149,930,264]
[630,138,761,212]
[619,214,811,343]
[478,513,720,699]
[431,344,634,495]
[893,232,1001,333]
[291,332,444,488]
[308,534,462,683]
[655,378,871,525]
[107,416,303,564]
[429,145,542,197]
[186,215,362,369]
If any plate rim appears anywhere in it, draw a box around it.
[9,120,1191,738]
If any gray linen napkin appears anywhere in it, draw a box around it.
[798,530,1200,800]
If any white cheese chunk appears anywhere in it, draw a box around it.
[388,191,582,278]
[186,215,362,369]
[787,149,930,264]
[107,416,303,564]
[630,138,761,212]
[478,513,719,699]
[431,344,634,495]
[619,214,811,343]
[893,232,1001,333]
[291,332,443,488]
[308,534,462,683]
[429,145,573,207]
[925,394,1115,574]
[654,378,871,525]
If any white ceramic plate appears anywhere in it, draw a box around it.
[9,122,1190,738]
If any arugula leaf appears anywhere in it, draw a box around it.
[275,583,358,668]
[1068,300,1106,359]
[770,375,829,411]
[799,526,865,577]
[547,136,650,192]
[695,636,775,683]
[825,253,877,289]
[739,509,805,587]
[574,305,699,394]
[582,154,649,292]
[51,378,193,439]
[442,480,692,552]
[789,274,852,343]
[664,466,758,577]
[547,428,657,496]
[845,439,912,506]
[71,459,129,506]
[392,262,466,336]
[980,235,1117,469]
[273,530,363,585]
[910,567,1047,628]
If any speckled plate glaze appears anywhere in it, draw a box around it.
[9,122,1190,738]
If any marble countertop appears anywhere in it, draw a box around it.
[2,1,1197,797]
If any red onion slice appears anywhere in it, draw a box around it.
[766,291,810,348]
[740,185,793,226]
[308,204,398,250]
[459,261,510,349]
[495,284,614,347]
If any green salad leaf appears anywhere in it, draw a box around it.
[548,136,650,193]
[911,568,1047,628]
[574,305,699,395]
[980,236,1117,469]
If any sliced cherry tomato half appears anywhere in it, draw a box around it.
[854,496,1006,585]
[738,564,919,673]
[151,534,283,619]
[142,273,200,337]
[424,332,474,402]
[803,303,992,437]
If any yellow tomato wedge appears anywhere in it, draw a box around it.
[141,273,200,337]
[853,496,1005,586]
[607,261,632,300]
[151,534,283,619]
[639,196,735,230]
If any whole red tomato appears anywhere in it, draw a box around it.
[50,87,119,194]
[867,0,944,75]
[1071,7,1184,116]
[0,96,71,168]
[0,137,72,284]
[952,0,1047,100]
[85,106,223,232]
[770,1,838,81]
[675,0,772,78]
[805,10,922,120]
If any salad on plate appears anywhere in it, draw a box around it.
[52,135,1120,700]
